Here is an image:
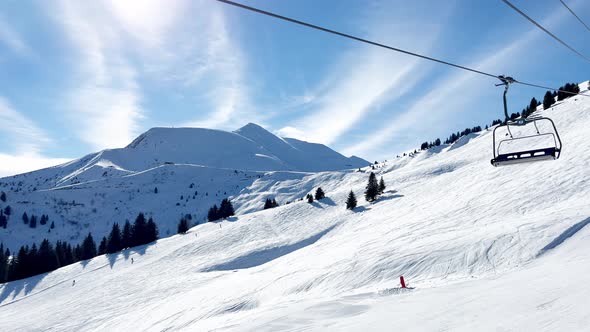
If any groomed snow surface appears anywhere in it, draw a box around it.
[1,86,590,331]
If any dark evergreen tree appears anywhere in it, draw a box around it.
[0,192,5,202]
[306,194,314,203]
[264,198,273,210]
[378,176,386,194]
[22,212,28,225]
[314,187,325,200]
[81,233,97,260]
[131,213,147,247]
[40,214,47,225]
[177,218,190,234]
[98,237,107,255]
[50,221,55,229]
[346,190,357,210]
[365,172,379,202]
[55,241,65,267]
[543,91,555,110]
[146,217,158,243]
[0,243,6,283]
[106,223,122,254]
[526,97,538,117]
[29,215,37,228]
[121,221,132,249]
[64,244,74,265]
[434,138,441,146]
[38,239,58,273]
[207,204,219,222]
[73,244,82,262]
[4,205,10,216]
[0,212,6,229]
[154,187,158,194]
[218,199,235,219]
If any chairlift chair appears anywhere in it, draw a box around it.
[491,76,562,167]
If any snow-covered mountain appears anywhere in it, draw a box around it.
[1,84,590,331]
[0,123,368,252]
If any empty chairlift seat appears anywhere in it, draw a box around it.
[491,117,562,167]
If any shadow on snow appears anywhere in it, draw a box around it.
[538,216,590,256]
[203,224,338,272]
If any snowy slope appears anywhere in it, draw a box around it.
[1,85,590,331]
[0,124,367,252]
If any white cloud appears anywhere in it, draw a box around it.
[0,97,70,177]
[0,153,70,178]
[281,2,446,146]
[275,126,310,141]
[0,97,51,153]
[0,16,31,56]
[342,1,574,158]
[54,0,145,150]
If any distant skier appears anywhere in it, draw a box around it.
[72,280,75,286]
[131,258,134,264]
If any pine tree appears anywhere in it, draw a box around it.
[38,239,58,273]
[106,223,122,254]
[314,187,325,200]
[4,205,11,216]
[22,212,29,225]
[264,198,273,210]
[154,187,158,194]
[365,172,379,202]
[527,97,538,117]
[81,233,97,260]
[271,198,278,208]
[219,199,235,219]
[177,218,190,234]
[208,205,219,222]
[146,217,158,243]
[0,243,6,283]
[50,221,55,229]
[132,213,147,247]
[121,221,132,249]
[306,194,314,203]
[543,91,554,110]
[29,215,37,228]
[98,237,107,255]
[346,190,357,210]
[0,192,5,202]
[378,176,386,194]
[0,212,6,229]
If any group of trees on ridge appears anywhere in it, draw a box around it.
[207,198,235,222]
[419,81,581,153]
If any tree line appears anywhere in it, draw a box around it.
[418,81,581,153]
[0,212,158,284]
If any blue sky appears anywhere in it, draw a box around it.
[1,0,589,176]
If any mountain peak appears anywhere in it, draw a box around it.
[234,123,271,135]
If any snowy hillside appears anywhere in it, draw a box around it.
[1,84,590,330]
[0,123,367,252]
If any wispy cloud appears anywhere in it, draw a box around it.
[54,0,144,150]
[0,97,69,177]
[342,3,573,158]
[0,97,51,152]
[175,3,254,129]
[0,15,31,56]
[276,1,447,145]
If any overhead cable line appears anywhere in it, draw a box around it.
[500,0,590,64]
[217,0,589,97]
[559,0,590,34]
